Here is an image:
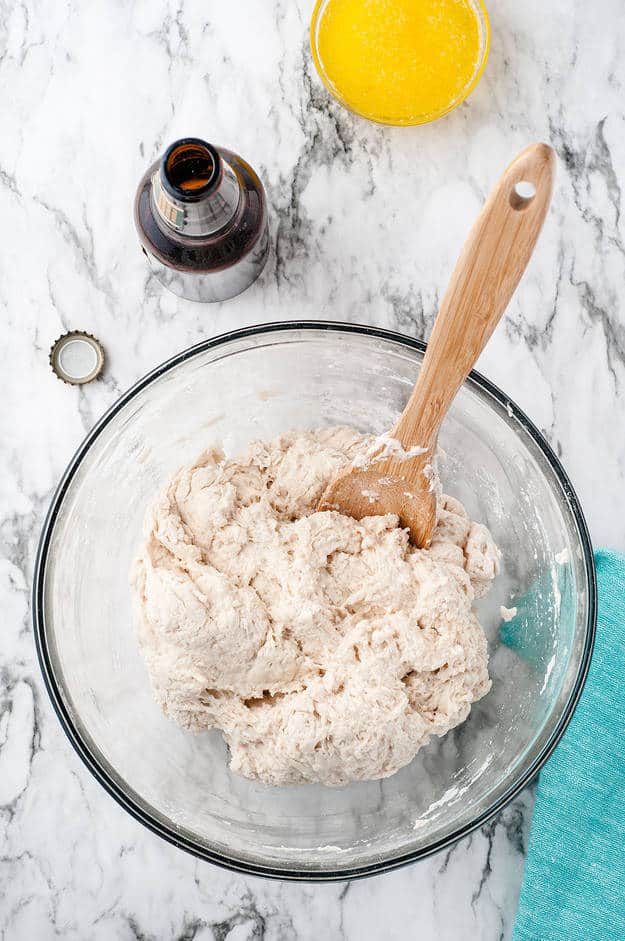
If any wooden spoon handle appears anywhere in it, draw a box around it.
[394,143,556,450]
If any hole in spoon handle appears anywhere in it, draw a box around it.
[510,180,537,210]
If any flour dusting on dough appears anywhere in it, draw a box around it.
[132,427,500,787]
[351,432,429,468]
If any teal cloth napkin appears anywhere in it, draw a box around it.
[512,550,625,941]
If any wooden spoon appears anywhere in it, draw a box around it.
[319,143,556,547]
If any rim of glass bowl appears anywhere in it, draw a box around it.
[310,0,491,127]
[33,321,596,882]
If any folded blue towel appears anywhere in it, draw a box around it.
[513,550,625,941]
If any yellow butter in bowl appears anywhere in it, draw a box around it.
[311,0,490,126]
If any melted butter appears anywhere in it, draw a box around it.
[313,0,489,125]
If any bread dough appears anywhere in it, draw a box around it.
[132,427,499,787]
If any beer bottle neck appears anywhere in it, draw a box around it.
[151,138,240,238]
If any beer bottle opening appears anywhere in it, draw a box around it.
[162,139,221,199]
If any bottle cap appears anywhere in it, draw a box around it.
[49,331,105,385]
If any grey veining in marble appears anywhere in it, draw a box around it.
[1,0,624,937]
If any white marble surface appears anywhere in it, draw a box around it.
[1,0,624,937]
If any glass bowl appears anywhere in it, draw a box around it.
[310,0,490,126]
[33,323,595,880]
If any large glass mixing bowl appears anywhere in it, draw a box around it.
[33,323,596,880]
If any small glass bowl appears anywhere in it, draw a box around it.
[310,0,491,126]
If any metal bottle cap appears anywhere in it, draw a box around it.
[49,331,105,385]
